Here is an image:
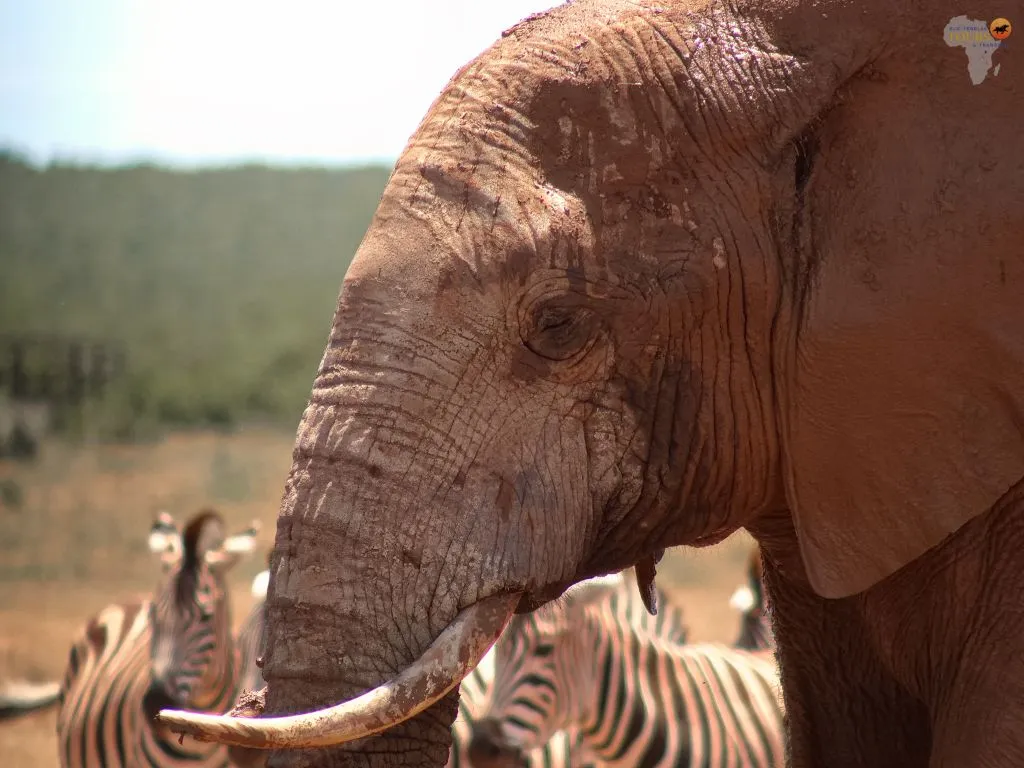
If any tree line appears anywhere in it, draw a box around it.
[0,150,393,439]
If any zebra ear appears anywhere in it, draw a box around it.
[205,520,262,572]
[148,511,182,569]
[250,569,270,599]
[729,585,756,613]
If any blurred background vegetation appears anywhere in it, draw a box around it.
[0,149,393,440]
[0,133,757,768]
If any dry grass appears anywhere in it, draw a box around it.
[0,428,292,766]
[0,429,757,767]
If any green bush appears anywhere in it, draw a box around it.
[0,478,23,508]
[0,150,392,438]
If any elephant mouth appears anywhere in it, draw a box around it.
[690,526,734,548]
[155,591,522,749]
[513,580,573,614]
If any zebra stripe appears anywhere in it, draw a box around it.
[473,575,784,768]
[220,564,579,768]
[457,569,690,768]
[56,509,260,768]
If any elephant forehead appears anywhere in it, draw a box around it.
[349,165,597,293]
[410,159,589,233]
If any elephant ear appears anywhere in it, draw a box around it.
[783,235,1024,599]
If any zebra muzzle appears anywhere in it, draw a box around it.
[467,718,530,768]
[154,591,522,749]
[142,683,179,725]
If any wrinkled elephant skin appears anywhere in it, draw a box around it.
[159,0,1024,766]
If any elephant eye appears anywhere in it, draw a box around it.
[523,305,598,362]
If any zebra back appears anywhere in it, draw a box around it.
[475,574,784,768]
[608,568,689,645]
[224,566,272,768]
[235,567,270,695]
[56,509,260,768]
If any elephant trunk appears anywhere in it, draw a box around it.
[157,348,529,765]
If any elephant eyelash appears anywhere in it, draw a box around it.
[522,305,600,363]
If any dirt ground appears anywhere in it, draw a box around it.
[0,428,757,767]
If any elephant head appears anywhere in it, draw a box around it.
[158,0,1024,765]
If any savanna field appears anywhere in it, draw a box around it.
[0,429,758,767]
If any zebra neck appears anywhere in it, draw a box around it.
[574,610,629,738]
[736,609,776,652]
[191,641,240,714]
[575,616,700,765]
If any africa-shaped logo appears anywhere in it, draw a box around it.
[989,17,1012,40]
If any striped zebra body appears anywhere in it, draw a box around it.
[458,569,690,768]
[56,509,260,768]
[595,568,690,646]
[472,576,784,768]
[225,567,272,768]
[57,598,236,767]
[235,568,270,696]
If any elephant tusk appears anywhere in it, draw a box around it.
[155,591,522,749]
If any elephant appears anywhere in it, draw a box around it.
[157,0,1024,766]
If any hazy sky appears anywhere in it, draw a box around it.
[0,0,557,167]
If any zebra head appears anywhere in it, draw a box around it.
[468,575,622,767]
[142,509,261,721]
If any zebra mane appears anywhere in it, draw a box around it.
[175,509,225,604]
[180,509,225,569]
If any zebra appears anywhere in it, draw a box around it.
[234,564,270,696]
[454,568,690,768]
[56,508,260,768]
[449,647,579,768]
[728,546,776,653]
[217,557,587,768]
[0,678,61,721]
[225,562,272,768]
[468,573,785,768]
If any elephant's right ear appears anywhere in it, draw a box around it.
[780,236,1024,599]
